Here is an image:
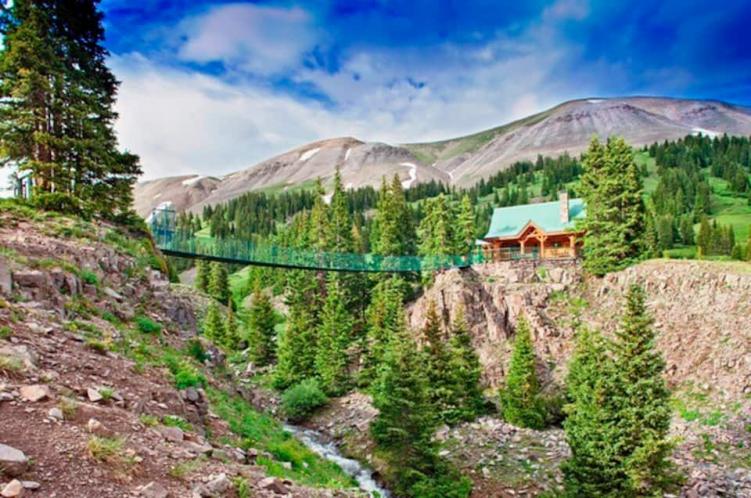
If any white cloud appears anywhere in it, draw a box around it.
[110,2,610,181]
[177,3,318,75]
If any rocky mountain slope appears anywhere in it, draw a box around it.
[0,206,363,498]
[134,97,751,216]
[401,259,751,497]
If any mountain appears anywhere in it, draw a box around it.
[134,96,751,216]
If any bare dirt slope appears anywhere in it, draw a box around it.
[0,207,361,498]
[133,96,751,216]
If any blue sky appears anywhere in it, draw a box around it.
[98,0,751,180]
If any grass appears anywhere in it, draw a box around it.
[88,436,124,462]
[139,414,160,427]
[207,387,356,489]
[59,398,78,419]
[80,269,99,286]
[99,387,115,401]
[0,354,24,373]
[168,458,205,480]
[162,415,192,432]
[0,325,11,340]
[135,315,162,334]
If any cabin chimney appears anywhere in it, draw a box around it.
[559,191,569,223]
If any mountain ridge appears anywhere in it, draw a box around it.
[134,96,751,216]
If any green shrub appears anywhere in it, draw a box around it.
[166,357,206,389]
[162,415,192,431]
[139,414,159,427]
[185,338,209,363]
[0,326,11,340]
[281,379,328,422]
[33,192,88,217]
[81,269,99,286]
[135,315,162,334]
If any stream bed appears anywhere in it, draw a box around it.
[284,424,391,497]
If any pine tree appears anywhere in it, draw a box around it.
[195,259,210,292]
[202,302,226,347]
[247,286,277,366]
[0,0,141,215]
[457,194,476,256]
[208,262,230,304]
[224,302,239,350]
[445,308,485,424]
[697,216,711,257]
[579,137,646,275]
[273,270,320,389]
[370,307,437,496]
[611,285,673,494]
[359,276,404,386]
[327,167,353,252]
[562,327,626,495]
[500,315,546,429]
[309,177,330,251]
[315,278,353,395]
[421,300,453,422]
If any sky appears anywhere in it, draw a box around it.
[97,0,751,180]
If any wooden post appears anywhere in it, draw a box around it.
[569,234,576,258]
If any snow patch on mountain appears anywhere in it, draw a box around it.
[400,162,417,188]
[300,147,320,161]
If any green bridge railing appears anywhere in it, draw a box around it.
[149,208,485,273]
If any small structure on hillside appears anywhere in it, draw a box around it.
[482,192,585,261]
[12,171,34,199]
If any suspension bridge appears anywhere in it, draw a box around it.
[149,208,486,273]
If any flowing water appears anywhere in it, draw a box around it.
[285,424,391,497]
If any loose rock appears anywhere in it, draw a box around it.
[0,479,23,497]
[19,384,50,402]
[0,444,28,477]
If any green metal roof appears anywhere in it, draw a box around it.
[484,199,586,239]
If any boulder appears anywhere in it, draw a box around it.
[159,426,184,443]
[87,387,103,402]
[47,407,64,421]
[0,444,28,477]
[19,384,51,402]
[139,481,169,498]
[11,270,48,289]
[0,346,37,370]
[0,479,23,497]
[258,477,289,495]
[204,474,231,495]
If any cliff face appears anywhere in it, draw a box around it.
[407,261,581,390]
[408,259,751,399]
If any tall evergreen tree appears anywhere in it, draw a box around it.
[359,276,404,386]
[327,167,353,252]
[457,194,476,256]
[309,177,330,251]
[208,262,230,304]
[315,278,353,395]
[562,327,626,496]
[0,0,141,215]
[421,299,453,421]
[445,308,485,424]
[224,302,239,350]
[195,259,210,293]
[273,270,320,389]
[697,216,711,257]
[370,307,436,495]
[246,286,277,366]
[202,302,226,347]
[579,137,646,275]
[611,285,673,494]
[500,315,546,429]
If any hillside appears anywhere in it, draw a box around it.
[0,204,365,498]
[133,96,751,216]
